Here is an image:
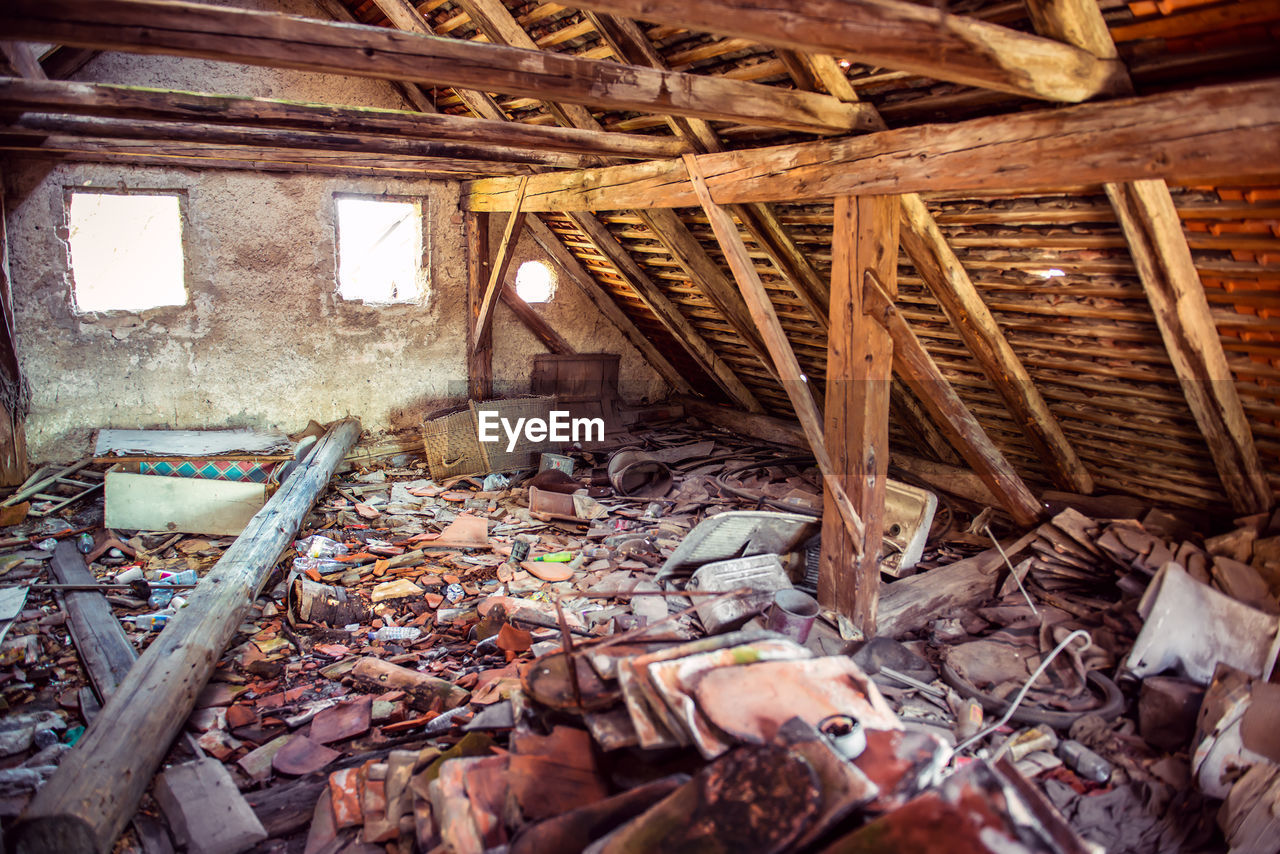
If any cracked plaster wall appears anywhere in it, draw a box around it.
[2,0,668,461]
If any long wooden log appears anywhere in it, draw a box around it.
[463,78,1280,211]
[12,418,362,854]
[1,113,592,168]
[0,0,871,136]
[558,0,1127,103]
[0,79,689,159]
[863,273,1044,527]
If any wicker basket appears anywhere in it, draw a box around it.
[421,396,558,479]
[420,407,487,480]
[472,396,557,472]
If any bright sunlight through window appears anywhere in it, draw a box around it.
[514,260,554,303]
[336,197,423,303]
[67,192,186,313]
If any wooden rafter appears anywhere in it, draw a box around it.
[466,211,492,401]
[0,0,876,135]
[683,155,868,560]
[864,271,1044,527]
[1025,0,1273,513]
[568,211,764,414]
[499,284,576,356]
[0,113,596,169]
[310,0,438,113]
[474,177,528,350]
[525,216,694,397]
[0,79,692,160]
[556,0,1128,102]
[464,78,1280,211]
[787,52,1092,495]
[449,0,772,408]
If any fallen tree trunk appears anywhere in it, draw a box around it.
[12,418,361,854]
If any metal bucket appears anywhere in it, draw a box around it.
[765,588,820,644]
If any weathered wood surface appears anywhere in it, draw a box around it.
[466,211,492,401]
[13,419,361,854]
[876,531,1038,638]
[474,177,529,349]
[863,273,1045,527]
[683,156,866,553]
[899,194,1093,495]
[48,542,136,701]
[820,195,897,638]
[464,79,1280,211]
[1106,181,1273,514]
[560,0,1127,102]
[0,79,690,159]
[525,216,692,396]
[0,0,872,135]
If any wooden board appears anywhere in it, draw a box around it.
[104,469,266,535]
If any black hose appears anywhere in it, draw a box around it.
[942,663,1125,729]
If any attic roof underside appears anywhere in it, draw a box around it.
[3,0,1279,516]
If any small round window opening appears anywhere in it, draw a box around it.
[515,260,554,303]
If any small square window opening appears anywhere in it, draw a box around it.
[515,260,554,303]
[67,191,186,313]
[336,197,423,303]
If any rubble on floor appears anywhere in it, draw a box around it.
[0,418,1277,853]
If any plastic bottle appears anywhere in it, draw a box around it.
[157,569,198,585]
[148,588,175,609]
[373,626,422,642]
[292,556,348,575]
[1057,739,1111,783]
[295,535,348,559]
[76,533,94,554]
[126,614,169,631]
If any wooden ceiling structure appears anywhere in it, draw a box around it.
[1,0,1279,626]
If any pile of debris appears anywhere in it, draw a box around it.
[0,417,1277,854]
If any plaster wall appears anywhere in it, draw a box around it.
[2,0,668,461]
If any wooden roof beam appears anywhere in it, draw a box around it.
[0,79,691,159]
[464,78,1280,211]
[0,112,599,169]
[1025,0,1273,513]
[558,0,1129,103]
[0,0,876,135]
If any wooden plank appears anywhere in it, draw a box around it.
[1107,180,1273,514]
[682,155,867,565]
[899,194,1093,494]
[568,211,764,413]
[463,78,1280,211]
[2,113,593,168]
[551,0,1127,102]
[103,470,266,536]
[14,419,361,854]
[499,283,576,355]
[1,136,536,177]
[0,79,692,160]
[0,0,872,135]
[0,176,29,488]
[820,195,896,638]
[863,272,1045,527]
[466,211,492,401]
[474,177,528,349]
[525,216,692,396]
[48,542,136,701]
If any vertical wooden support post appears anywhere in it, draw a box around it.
[0,174,29,486]
[465,210,492,400]
[820,195,898,639]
